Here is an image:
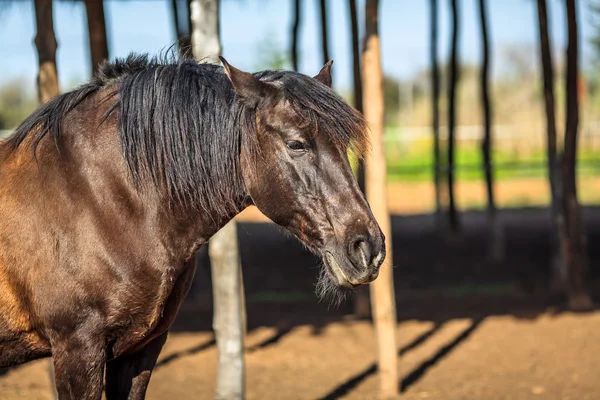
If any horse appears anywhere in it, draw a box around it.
[0,54,385,399]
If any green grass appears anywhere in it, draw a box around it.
[383,133,600,182]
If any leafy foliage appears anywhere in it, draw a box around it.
[0,79,37,130]
[254,32,291,71]
[589,1,600,65]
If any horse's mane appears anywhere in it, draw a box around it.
[6,53,368,214]
[254,69,368,158]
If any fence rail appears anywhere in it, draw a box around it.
[384,123,600,142]
[389,159,600,176]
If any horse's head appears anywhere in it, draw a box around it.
[221,58,385,302]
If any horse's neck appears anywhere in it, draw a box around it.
[158,198,247,261]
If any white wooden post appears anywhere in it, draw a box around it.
[189,1,246,398]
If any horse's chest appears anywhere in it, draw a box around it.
[111,259,197,357]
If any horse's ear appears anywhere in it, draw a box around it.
[220,57,278,108]
[313,60,333,87]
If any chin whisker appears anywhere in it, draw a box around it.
[314,262,354,308]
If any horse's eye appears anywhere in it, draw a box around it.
[286,140,307,152]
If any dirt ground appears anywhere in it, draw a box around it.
[2,298,600,400]
[2,181,600,399]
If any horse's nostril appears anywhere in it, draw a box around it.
[351,237,372,268]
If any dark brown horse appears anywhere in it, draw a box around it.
[0,54,385,399]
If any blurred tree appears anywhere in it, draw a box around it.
[256,34,290,70]
[319,0,330,65]
[84,0,108,76]
[589,1,600,64]
[190,1,246,399]
[383,75,401,125]
[562,0,593,310]
[502,45,538,83]
[191,0,221,63]
[447,0,460,233]
[34,0,59,104]
[363,0,398,397]
[348,0,362,114]
[0,81,37,130]
[478,0,503,262]
[430,0,442,223]
[536,0,566,297]
[290,0,301,71]
[171,0,192,57]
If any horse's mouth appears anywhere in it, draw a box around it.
[324,251,359,288]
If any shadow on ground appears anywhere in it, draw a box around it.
[177,206,600,332]
[3,208,600,400]
[146,207,600,398]
[314,319,484,400]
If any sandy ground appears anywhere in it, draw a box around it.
[2,303,599,400]
[3,179,600,399]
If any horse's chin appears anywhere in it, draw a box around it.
[324,251,360,288]
[315,252,357,307]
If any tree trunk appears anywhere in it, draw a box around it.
[190,0,246,398]
[187,0,195,56]
[208,222,246,400]
[349,0,362,114]
[363,0,398,396]
[319,0,330,65]
[84,0,108,77]
[172,0,192,57]
[291,0,301,71]
[536,0,567,294]
[350,0,365,192]
[430,0,442,225]
[190,0,221,64]
[34,0,59,104]
[563,0,593,311]
[478,0,503,262]
[447,0,460,234]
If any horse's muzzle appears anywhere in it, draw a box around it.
[323,231,385,288]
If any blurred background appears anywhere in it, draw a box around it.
[2,1,600,211]
[2,0,600,399]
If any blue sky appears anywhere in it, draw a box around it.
[0,0,595,93]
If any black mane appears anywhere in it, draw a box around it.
[255,69,368,157]
[6,53,367,215]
